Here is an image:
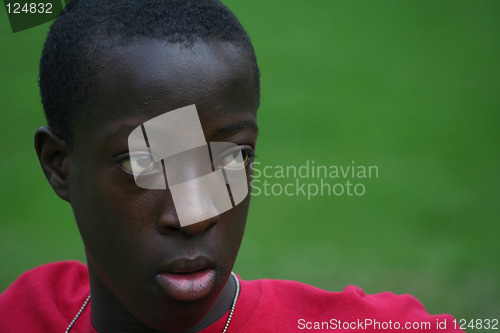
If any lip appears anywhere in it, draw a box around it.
[159,256,215,274]
[156,256,217,301]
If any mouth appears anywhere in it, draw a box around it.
[156,256,217,302]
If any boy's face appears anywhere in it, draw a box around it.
[66,39,258,330]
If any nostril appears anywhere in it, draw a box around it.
[203,219,217,233]
[166,225,181,233]
[180,216,218,236]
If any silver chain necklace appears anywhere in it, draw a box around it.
[66,271,240,333]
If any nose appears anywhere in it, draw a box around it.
[156,189,219,237]
[181,215,218,236]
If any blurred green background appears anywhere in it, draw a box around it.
[1,0,499,322]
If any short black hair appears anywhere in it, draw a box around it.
[39,0,260,145]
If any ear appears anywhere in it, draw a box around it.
[34,127,72,202]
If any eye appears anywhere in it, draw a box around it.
[217,145,255,171]
[119,152,161,175]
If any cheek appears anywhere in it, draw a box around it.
[74,190,164,297]
[71,167,160,267]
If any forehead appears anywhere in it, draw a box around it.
[73,38,258,144]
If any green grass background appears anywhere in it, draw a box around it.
[1,0,499,322]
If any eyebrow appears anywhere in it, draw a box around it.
[215,120,258,134]
[104,125,138,142]
[104,120,258,142]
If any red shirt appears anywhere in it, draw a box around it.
[0,261,463,332]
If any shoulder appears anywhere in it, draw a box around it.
[0,261,90,333]
[1,260,89,305]
[242,278,411,311]
[237,278,463,332]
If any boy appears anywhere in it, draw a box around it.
[0,0,464,332]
